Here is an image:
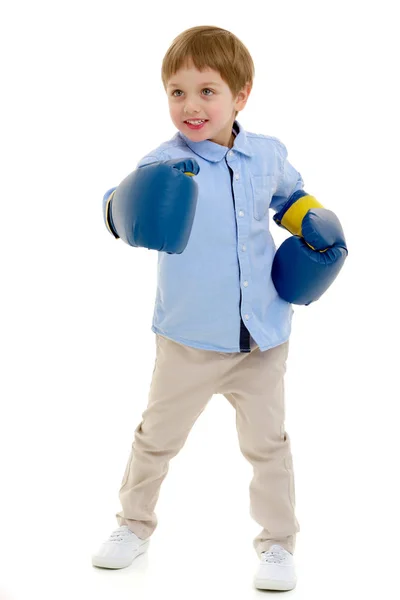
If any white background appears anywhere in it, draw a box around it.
[1,1,399,598]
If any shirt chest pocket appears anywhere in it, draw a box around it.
[250,174,275,221]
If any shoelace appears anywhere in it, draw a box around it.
[107,526,134,543]
[261,548,288,564]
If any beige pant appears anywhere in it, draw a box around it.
[116,334,300,556]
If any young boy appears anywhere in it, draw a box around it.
[92,25,303,592]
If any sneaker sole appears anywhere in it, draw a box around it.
[254,576,297,591]
[92,540,150,569]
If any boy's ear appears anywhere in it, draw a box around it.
[237,83,252,107]
[242,82,252,101]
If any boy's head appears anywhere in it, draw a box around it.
[161,26,254,149]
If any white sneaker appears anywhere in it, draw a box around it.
[254,544,297,591]
[92,525,150,569]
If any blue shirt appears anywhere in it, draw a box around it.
[103,119,305,353]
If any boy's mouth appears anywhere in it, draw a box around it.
[184,119,208,130]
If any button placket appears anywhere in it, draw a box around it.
[229,158,252,331]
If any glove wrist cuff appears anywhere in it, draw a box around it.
[105,190,120,239]
[274,190,324,236]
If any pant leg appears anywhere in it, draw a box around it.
[219,340,300,557]
[116,334,219,539]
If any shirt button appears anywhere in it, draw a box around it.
[243,281,249,287]
[242,245,247,251]
[244,314,250,320]
[228,151,234,157]
[238,210,244,217]
[235,173,239,180]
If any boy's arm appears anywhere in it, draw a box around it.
[270,140,326,240]
[270,139,346,250]
[269,140,348,305]
[270,141,305,216]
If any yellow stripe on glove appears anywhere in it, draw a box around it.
[279,194,324,237]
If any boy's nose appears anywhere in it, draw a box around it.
[184,105,201,114]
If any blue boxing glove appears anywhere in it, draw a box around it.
[103,157,200,254]
[271,190,348,305]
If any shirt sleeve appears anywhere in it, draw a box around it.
[135,150,168,169]
[270,140,305,213]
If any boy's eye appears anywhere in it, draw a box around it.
[172,88,214,97]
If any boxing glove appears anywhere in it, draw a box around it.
[103,158,200,254]
[271,190,348,305]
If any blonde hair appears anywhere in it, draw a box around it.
[161,26,255,119]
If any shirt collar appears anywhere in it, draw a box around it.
[175,119,253,163]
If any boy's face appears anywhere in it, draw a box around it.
[166,59,251,148]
